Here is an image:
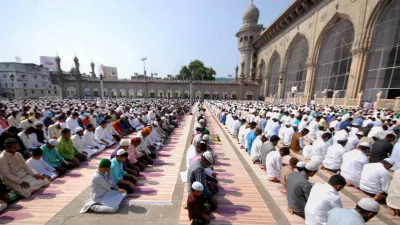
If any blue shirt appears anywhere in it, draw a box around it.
[339,120,352,130]
[353,118,364,126]
[110,157,126,184]
[261,119,267,131]
[247,131,257,152]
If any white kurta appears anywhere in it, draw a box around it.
[310,139,329,164]
[322,143,345,170]
[66,117,80,134]
[238,125,247,146]
[265,151,282,179]
[302,145,313,159]
[186,145,198,169]
[26,158,58,180]
[250,136,263,160]
[18,132,42,149]
[305,183,343,225]
[84,130,106,151]
[340,150,369,187]
[308,120,320,140]
[47,124,62,139]
[72,134,97,158]
[95,127,115,146]
[343,135,359,152]
[0,151,50,197]
[360,162,391,194]
[281,127,295,146]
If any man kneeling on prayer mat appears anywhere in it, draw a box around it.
[80,159,127,213]
[265,147,290,182]
[0,138,50,198]
[188,181,211,225]
[57,128,87,168]
[110,149,137,194]
[72,127,97,158]
[27,148,58,180]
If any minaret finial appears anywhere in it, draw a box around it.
[250,0,254,5]
[56,51,59,57]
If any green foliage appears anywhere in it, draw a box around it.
[175,60,216,81]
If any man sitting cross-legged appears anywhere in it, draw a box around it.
[80,159,127,213]
[0,138,50,198]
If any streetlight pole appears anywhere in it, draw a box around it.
[100,74,104,100]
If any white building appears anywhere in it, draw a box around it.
[0,63,61,99]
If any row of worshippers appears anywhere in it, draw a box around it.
[208,100,400,220]
[0,98,190,213]
[184,105,219,224]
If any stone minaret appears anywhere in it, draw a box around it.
[236,0,263,81]
[74,54,80,74]
[90,61,96,78]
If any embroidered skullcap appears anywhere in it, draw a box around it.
[75,127,83,133]
[202,135,210,141]
[48,139,58,147]
[203,151,214,164]
[131,137,141,146]
[4,138,18,147]
[202,129,210,135]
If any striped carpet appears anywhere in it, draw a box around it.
[0,113,193,225]
[178,108,277,225]
[209,104,398,225]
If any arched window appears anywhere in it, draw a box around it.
[363,0,400,100]
[268,52,281,97]
[313,18,354,98]
[284,36,309,97]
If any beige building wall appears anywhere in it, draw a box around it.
[255,0,383,101]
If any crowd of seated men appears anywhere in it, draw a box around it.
[0,98,192,213]
[208,100,400,224]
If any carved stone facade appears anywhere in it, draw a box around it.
[251,0,400,103]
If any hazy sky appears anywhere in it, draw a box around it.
[0,0,292,78]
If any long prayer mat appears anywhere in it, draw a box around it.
[0,113,193,224]
[178,108,277,225]
[123,113,193,205]
[208,104,398,225]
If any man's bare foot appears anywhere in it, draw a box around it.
[388,207,396,216]
[183,203,188,210]
[268,177,280,183]
[287,207,294,215]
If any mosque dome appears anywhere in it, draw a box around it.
[242,2,260,24]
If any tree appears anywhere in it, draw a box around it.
[175,60,216,81]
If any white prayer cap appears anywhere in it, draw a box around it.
[120,115,126,119]
[75,127,83,133]
[305,161,319,172]
[359,142,371,148]
[199,119,206,123]
[296,162,306,168]
[34,121,43,126]
[116,149,127,156]
[192,181,204,192]
[337,117,342,120]
[335,133,348,141]
[356,131,364,136]
[203,151,214,164]
[48,139,58,147]
[357,198,380,213]
[153,121,159,126]
[383,158,395,166]
[120,139,130,147]
[292,123,298,127]
[346,126,352,130]
[352,123,359,126]
[302,115,308,119]
[202,135,210,141]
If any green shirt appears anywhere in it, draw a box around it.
[56,137,79,160]
[41,144,66,167]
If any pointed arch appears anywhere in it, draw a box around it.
[363,0,400,100]
[283,34,309,98]
[312,14,355,98]
[128,89,135,97]
[267,51,281,97]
